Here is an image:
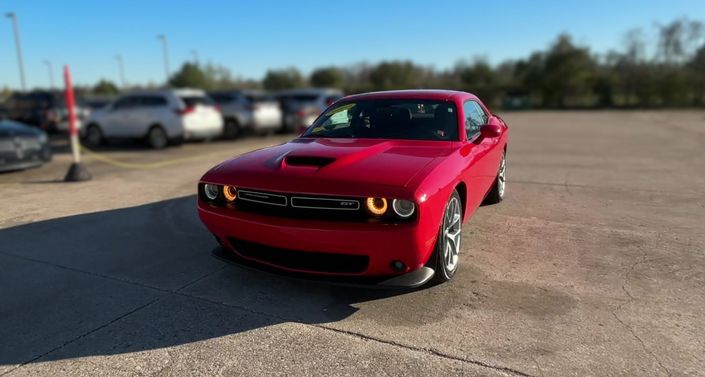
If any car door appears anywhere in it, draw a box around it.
[128,95,168,137]
[101,96,136,137]
[461,100,497,209]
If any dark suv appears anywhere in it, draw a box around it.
[3,91,80,133]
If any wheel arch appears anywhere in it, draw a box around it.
[144,122,165,137]
[454,181,468,220]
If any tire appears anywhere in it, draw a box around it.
[223,118,242,140]
[146,126,168,149]
[432,189,463,283]
[483,152,506,205]
[83,124,103,147]
[40,145,52,162]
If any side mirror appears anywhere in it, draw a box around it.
[480,116,503,138]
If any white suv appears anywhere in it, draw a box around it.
[83,89,223,149]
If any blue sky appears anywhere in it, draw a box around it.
[1,0,704,89]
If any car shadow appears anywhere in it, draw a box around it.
[0,195,410,367]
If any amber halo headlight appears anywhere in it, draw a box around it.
[203,184,220,201]
[222,185,237,202]
[392,199,415,218]
[366,197,388,216]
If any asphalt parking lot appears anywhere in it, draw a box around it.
[1,111,704,376]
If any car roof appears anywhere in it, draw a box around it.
[125,88,206,96]
[341,89,475,102]
[209,89,265,96]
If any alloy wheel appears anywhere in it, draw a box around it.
[497,154,506,198]
[443,196,462,272]
[149,128,167,149]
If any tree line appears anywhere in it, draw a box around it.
[100,18,705,109]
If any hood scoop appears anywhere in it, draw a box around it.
[284,155,336,168]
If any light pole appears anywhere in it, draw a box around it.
[5,12,27,91]
[43,60,54,89]
[190,49,199,64]
[115,54,127,88]
[157,34,170,83]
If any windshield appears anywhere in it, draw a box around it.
[302,99,458,141]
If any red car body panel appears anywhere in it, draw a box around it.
[198,90,508,281]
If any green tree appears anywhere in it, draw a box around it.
[92,79,120,95]
[169,63,209,89]
[310,67,344,88]
[368,61,427,90]
[262,68,305,91]
[454,59,501,105]
[689,44,705,105]
[540,34,596,107]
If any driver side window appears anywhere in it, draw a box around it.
[463,101,487,139]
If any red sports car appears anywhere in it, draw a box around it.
[197,90,508,287]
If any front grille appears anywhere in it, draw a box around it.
[19,137,41,150]
[0,140,14,152]
[290,196,360,210]
[235,188,366,221]
[238,189,287,206]
[228,237,369,274]
[198,184,414,223]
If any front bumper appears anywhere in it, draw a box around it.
[198,200,439,282]
[212,246,435,288]
[0,142,51,172]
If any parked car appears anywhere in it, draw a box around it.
[197,90,508,287]
[0,119,52,172]
[83,89,223,149]
[274,88,343,133]
[209,90,282,139]
[3,91,85,133]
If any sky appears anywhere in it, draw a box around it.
[0,0,704,89]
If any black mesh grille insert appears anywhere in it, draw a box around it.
[228,238,369,274]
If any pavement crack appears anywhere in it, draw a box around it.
[315,325,533,377]
[167,292,532,377]
[610,241,671,377]
[174,264,228,292]
[0,298,160,377]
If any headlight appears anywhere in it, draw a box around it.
[392,199,415,218]
[222,185,237,202]
[203,184,219,201]
[37,132,48,144]
[366,197,388,216]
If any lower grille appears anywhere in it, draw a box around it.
[228,238,369,274]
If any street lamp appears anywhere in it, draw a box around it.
[157,34,170,83]
[115,54,127,88]
[5,12,27,91]
[43,60,54,89]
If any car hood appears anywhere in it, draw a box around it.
[0,120,44,138]
[204,138,454,194]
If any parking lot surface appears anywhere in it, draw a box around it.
[1,111,704,376]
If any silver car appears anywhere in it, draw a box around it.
[274,88,343,133]
[84,89,223,149]
[209,90,282,139]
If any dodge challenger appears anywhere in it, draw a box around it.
[197,90,508,287]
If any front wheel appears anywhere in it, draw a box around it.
[223,118,242,140]
[432,190,463,283]
[83,124,103,147]
[483,152,506,205]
